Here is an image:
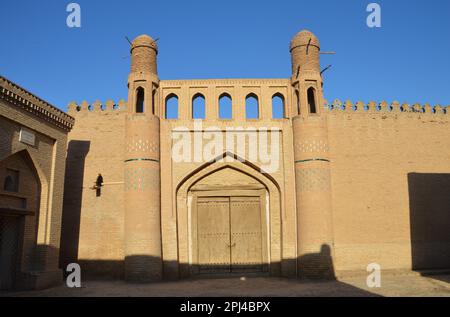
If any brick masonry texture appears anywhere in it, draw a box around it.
[61,31,450,281]
[6,30,446,285]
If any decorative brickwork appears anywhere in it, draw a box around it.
[295,169,331,192]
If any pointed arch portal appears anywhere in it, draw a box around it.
[0,149,47,290]
[175,152,282,277]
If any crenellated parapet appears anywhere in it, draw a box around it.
[324,99,449,117]
[67,99,128,115]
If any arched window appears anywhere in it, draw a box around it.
[152,90,156,115]
[192,94,206,119]
[3,176,14,192]
[272,93,285,119]
[307,87,317,114]
[296,90,300,115]
[136,87,145,113]
[245,94,259,119]
[165,94,179,119]
[3,170,19,193]
[219,93,232,119]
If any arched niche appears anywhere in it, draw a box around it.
[135,87,145,113]
[0,149,49,277]
[307,87,317,114]
[175,152,282,278]
[0,149,46,213]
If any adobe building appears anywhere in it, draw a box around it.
[0,76,74,290]
[61,30,450,282]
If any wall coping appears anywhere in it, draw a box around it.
[0,75,74,132]
[324,99,449,117]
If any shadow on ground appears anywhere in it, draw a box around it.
[0,276,381,297]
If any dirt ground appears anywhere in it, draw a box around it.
[2,273,449,297]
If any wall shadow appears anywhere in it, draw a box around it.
[2,242,380,295]
[408,173,450,272]
[77,260,124,280]
[297,244,336,280]
[420,274,450,285]
[0,245,63,291]
[52,246,379,296]
[59,141,90,272]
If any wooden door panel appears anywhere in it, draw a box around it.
[197,197,230,273]
[230,197,263,272]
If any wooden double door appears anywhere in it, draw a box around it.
[193,192,268,274]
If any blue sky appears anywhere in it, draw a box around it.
[0,0,449,111]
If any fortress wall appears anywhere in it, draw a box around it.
[326,101,450,273]
[61,94,450,279]
[57,29,450,281]
[61,100,127,278]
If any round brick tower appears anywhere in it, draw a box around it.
[124,35,162,282]
[290,30,335,279]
